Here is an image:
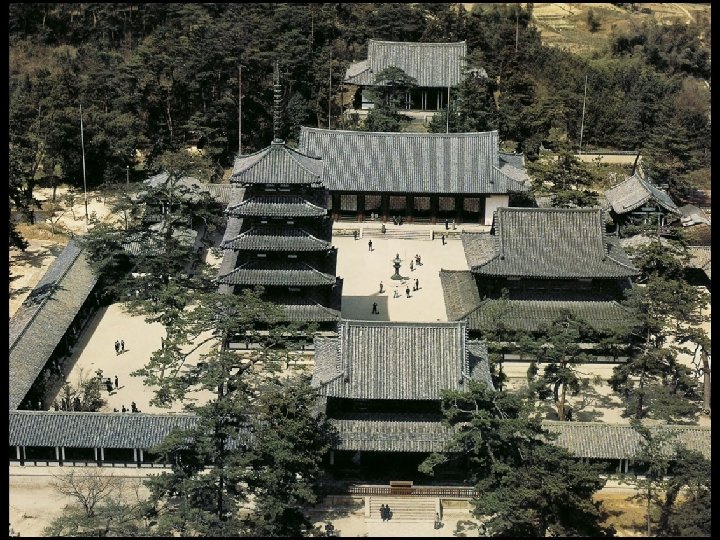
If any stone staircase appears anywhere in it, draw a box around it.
[365,496,438,523]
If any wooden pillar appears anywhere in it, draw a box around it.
[21,446,26,465]
[55,446,61,464]
[478,195,486,224]
[100,447,105,464]
[430,196,439,224]
[381,195,389,221]
[406,195,414,223]
[624,459,629,473]
[139,449,144,462]
[422,89,426,111]
[15,446,21,461]
[330,450,335,465]
[331,193,341,221]
[357,194,365,222]
[455,195,463,224]
[94,447,98,462]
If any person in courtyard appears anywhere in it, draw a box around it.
[452,218,456,229]
[445,218,449,230]
[441,234,446,245]
[114,340,120,355]
[393,289,400,298]
[106,379,113,392]
[381,223,386,234]
[120,339,125,352]
[114,375,119,389]
[353,230,358,240]
[368,239,373,251]
[380,504,387,521]
[131,401,138,412]
[371,302,379,315]
[121,405,126,413]
[406,286,410,298]
[385,504,392,521]
[414,278,419,291]
[379,282,384,293]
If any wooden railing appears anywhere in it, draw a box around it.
[329,484,476,498]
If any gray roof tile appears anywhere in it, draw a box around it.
[465,208,638,278]
[8,411,198,449]
[313,320,486,400]
[216,261,336,287]
[231,142,323,185]
[220,227,332,252]
[544,421,711,460]
[604,173,680,215]
[344,40,467,87]
[226,195,327,218]
[299,128,529,195]
[9,241,98,410]
[329,415,456,452]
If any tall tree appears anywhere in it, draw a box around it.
[421,382,614,537]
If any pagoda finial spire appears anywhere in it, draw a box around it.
[273,61,283,144]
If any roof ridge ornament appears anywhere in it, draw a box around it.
[273,61,283,144]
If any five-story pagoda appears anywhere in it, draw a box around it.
[217,64,341,329]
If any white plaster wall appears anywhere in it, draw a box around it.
[483,195,509,225]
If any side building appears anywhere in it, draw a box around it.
[441,207,639,339]
[298,128,529,225]
[344,39,472,112]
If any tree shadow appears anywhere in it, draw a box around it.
[10,242,65,269]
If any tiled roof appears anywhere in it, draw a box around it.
[438,270,481,321]
[498,152,530,187]
[216,261,336,287]
[543,421,711,460]
[313,320,491,400]
[280,302,341,322]
[9,241,99,410]
[604,173,680,215]
[465,299,636,333]
[9,411,198,449]
[464,208,639,278]
[678,204,711,226]
[344,40,467,87]
[688,246,711,280]
[230,142,323,185]
[143,172,236,204]
[329,414,456,452]
[299,128,529,195]
[220,227,332,252]
[226,195,327,218]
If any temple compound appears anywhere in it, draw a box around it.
[440,207,639,338]
[311,320,492,478]
[298,127,529,225]
[344,40,471,111]
[216,71,341,329]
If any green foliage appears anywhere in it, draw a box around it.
[422,381,614,536]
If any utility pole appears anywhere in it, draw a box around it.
[238,65,243,155]
[579,75,588,154]
[515,9,519,52]
[328,54,332,130]
[80,104,88,222]
[126,165,130,186]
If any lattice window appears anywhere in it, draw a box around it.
[414,196,430,210]
[439,197,455,211]
[340,195,357,211]
[389,196,405,209]
[365,195,381,211]
[463,198,479,212]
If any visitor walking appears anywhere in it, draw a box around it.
[406,286,410,298]
[393,289,400,298]
[381,223,386,234]
[131,401,138,413]
[380,504,387,522]
[114,375,119,389]
[410,260,414,271]
[115,340,120,355]
[445,218,449,230]
[441,234,446,245]
[120,340,125,353]
[371,302,379,315]
[368,239,373,251]
[414,278,419,291]
[385,504,392,521]
[121,405,127,413]
[379,282,384,293]
[353,230,358,241]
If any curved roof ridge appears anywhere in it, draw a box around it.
[302,126,498,139]
[491,164,530,192]
[369,38,466,46]
[279,143,324,177]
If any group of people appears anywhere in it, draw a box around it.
[379,504,392,522]
[114,339,125,355]
[113,401,139,413]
